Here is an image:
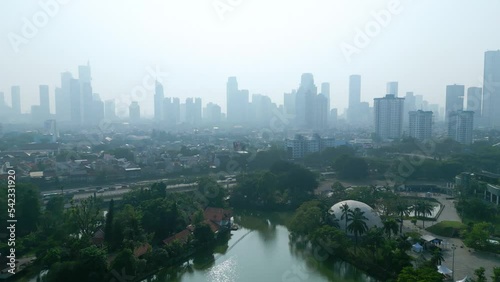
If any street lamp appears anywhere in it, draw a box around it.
[451,244,457,281]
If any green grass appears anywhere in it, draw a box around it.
[426,220,466,238]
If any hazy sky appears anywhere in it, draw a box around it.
[1,0,500,116]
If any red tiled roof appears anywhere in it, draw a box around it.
[203,207,232,222]
[133,243,150,257]
[203,219,220,233]
[163,229,191,245]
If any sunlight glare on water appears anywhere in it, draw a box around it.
[207,256,239,282]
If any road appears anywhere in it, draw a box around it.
[402,193,500,280]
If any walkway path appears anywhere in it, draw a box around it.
[402,193,500,280]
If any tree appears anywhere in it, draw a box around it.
[397,266,443,282]
[415,201,433,228]
[288,201,323,235]
[430,248,444,266]
[193,222,215,246]
[69,196,104,238]
[463,222,493,250]
[395,200,411,234]
[104,199,115,245]
[340,203,350,233]
[383,219,399,239]
[492,266,500,282]
[111,249,138,277]
[363,227,385,258]
[347,207,369,246]
[472,267,487,282]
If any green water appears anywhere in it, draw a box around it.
[146,211,377,282]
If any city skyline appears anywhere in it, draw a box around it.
[2,1,500,115]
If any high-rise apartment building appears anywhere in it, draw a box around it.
[448,110,474,145]
[39,85,50,118]
[482,50,500,128]
[409,110,433,141]
[348,75,361,124]
[445,84,464,123]
[154,81,164,121]
[374,94,405,140]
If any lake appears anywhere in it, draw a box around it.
[144,211,377,282]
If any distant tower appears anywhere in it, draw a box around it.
[409,110,433,141]
[448,110,474,145]
[348,75,361,124]
[105,99,116,120]
[386,82,399,97]
[445,84,464,124]
[374,94,405,140]
[154,81,164,121]
[482,50,500,128]
[11,86,21,115]
[70,79,82,125]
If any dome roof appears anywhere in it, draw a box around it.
[328,200,382,234]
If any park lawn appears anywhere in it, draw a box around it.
[426,220,466,238]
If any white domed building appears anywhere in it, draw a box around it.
[328,200,382,235]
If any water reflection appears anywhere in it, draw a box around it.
[143,211,376,282]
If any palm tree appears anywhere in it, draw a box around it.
[347,207,369,246]
[395,201,411,234]
[340,202,350,233]
[419,201,434,228]
[431,248,444,265]
[328,211,340,228]
[383,219,399,239]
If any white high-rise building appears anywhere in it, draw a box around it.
[448,110,474,145]
[374,94,405,140]
[409,110,433,141]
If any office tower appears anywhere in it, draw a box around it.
[164,97,180,125]
[226,77,249,124]
[39,85,50,118]
[44,119,59,143]
[313,93,328,130]
[11,86,21,115]
[374,94,405,140]
[104,99,116,120]
[321,82,331,111]
[445,84,464,123]
[56,71,73,122]
[348,75,361,124]
[409,110,433,141]
[129,101,140,122]
[154,81,164,121]
[185,97,202,125]
[386,81,399,97]
[204,102,222,123]
[403,92,416,126]
[448,110,474,145]
[91,94,105,125]
[482,50,500,128]
[284,90,296,115]
[79,62,93,125]
[295,73,317,128]
[70,79,81,125]
[251,94,273,126]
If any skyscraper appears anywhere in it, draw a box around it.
[295,73,317,128]
[409,110,433,141]
[374,94,405,140]
[204,102,222,123]
[129,101,140,122]
[448,110,474,145]
[79,62,93,125]
[70,79,82,125]
[482,50,500,128]
[39,85,50,118]
[154,81,164,121]
[386,81,399,97]
[313,93,328,130]
[55,71,73,122]
[284,90,296,116]
[91,94,105,125]
[445,84,464,123]
[11,86,21,115]
[226,77,239,122]
[185,97,202,125]
[321,82,331,112]
[403,92,416,127]
[164,97,180,125]
[348,75,361,124]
